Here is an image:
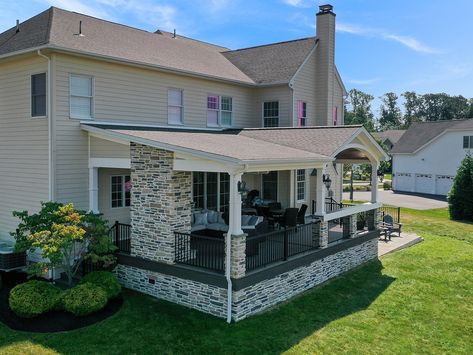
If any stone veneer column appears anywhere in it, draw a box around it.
[313,221,328,248]
[342,214,358,238]
[130,143,192,264]
[366,208,379,231]
[228,233,246,279]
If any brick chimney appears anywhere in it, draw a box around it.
[314,4,336,126]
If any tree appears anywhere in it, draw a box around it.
[12,202,116,285]
[402,91,424,126]
[345,89,375,131]
[421,93,470,121]
[448,154,473,221]
[379,92,402,129]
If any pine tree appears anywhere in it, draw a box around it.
[448,154,473,221]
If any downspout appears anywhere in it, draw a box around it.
[37,50,54,201]
[225,216,232,323]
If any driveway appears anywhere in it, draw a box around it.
[342,190,448,210]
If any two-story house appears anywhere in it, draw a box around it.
[0,5,388,322]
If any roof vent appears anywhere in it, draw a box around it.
[173,29,176,38]
[15,19,20,33]
[318,4,334,14]
[75,21,85,37]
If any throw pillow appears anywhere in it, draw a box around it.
[241,215,252,226]
[207,210,219,224]
[194,212,208,226]
[248,216,259,226]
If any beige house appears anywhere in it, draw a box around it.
[0,5,388,321]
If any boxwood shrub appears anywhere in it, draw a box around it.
[62,283,108,316]
[9,280,62,318]
[80,271,121,300]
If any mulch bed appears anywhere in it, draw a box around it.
[0,271,123,333]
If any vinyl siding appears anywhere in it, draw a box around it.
[98,168,131,225]
[292,51,316,126]
[90,137,130,159]
[255,85,292,127]
[0,55,49,240]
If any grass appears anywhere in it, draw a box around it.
[1,208,473,354]
[384,173,392,181]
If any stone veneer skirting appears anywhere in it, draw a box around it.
[114,236,378,322]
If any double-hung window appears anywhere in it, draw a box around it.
[263,101,279,127]
[31,73,47,117]
[70,74,93,119]
[463,136,473,149]
[333,106,338,126]
[168,89,183,124]
[296,169,306,202]
[111,175,131,208]
[207,95,233,127]
[297,101,307,127]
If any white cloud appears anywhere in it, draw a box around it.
[281,0,312,8]
[346,77,382,85]
[42,0,109,18]
[337,22,438,54]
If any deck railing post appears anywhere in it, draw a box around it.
[114,221,119,246]
[283,229,289,261]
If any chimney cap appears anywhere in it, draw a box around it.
[318,4,334,14]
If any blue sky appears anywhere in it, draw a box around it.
[2,0,473,112]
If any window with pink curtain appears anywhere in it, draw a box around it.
[333,106,338,126]
[207,95,219,126]
[297,101,307,126]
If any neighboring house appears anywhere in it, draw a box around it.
[0,5,388,321]
[391,119,473,196]
[373,130,406,152]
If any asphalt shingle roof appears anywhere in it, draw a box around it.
[391,119,473,154]
[0,7,318,86]
[372,130,406,145]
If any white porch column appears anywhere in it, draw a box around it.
[315,166,326,215]
[229,172,243,236]
[89,167,99,213]
[289,169,295,207]
[371,162,379,203]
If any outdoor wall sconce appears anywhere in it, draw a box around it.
[238,181,248,196]
[310,168,317,176]
[323,174,332,190]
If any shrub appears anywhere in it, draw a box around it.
[62,283,108,316]
[383,181,392,190]
[448,155,473,221]
[80,271,121,300]
[9,280,62,318]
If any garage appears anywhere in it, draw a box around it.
[394,173,413,192]
[435,175,454,196]
[415,174,434,194]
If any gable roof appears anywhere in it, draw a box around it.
[391,119,473,154]
[222,37,317,85]
[0,7,321,86]
[372,130,406,145]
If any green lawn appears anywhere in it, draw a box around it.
[384,173,392,181]
[1,208,473,354]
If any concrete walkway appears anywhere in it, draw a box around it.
[343,190,448,210]
[378,232,423,257]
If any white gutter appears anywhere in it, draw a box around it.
[37,50,54,201]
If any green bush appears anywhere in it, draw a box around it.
[383,181,392,190]
[9,280,62,318]
[62,283,108,316]
[80,271,121,299]
[448,155,473,221]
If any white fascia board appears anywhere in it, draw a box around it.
[333,127,389,162]
[89,157,130,169]
[319,202,382,222]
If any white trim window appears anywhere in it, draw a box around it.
[263,101,279,127]
[207,95,233,127]
[297,101,307,127]
[168,88,183,125]
[31,73,47,117]
[111,175,131,208]
[192,172,230,213]
[70,74,94,119]
[296,169,306,202]
[463,135,473,149]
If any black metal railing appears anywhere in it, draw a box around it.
[380,206,401,223]
[312,198,353,214]
[245,221,319,272]
[109,221,131,254]
[174,232,225,273]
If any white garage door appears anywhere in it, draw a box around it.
[395,173,413,192]
[435,175,454,196]
[415,174,434,194]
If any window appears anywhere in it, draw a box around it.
[463,136,473,149]
[70,74,93,119]
[168,89,183,124]
[263,101,279,127]
[296,169,306,202]
[111,175,131,208]
[333,106,338,126]
[31,73,46,117]
[262,171,278,200]
[297,101,307,127]
[192,172,230,212]
[207,95,233,127]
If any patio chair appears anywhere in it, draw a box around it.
[297,204,308,224]
[277,208,299,229]
[381,214,402,237]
